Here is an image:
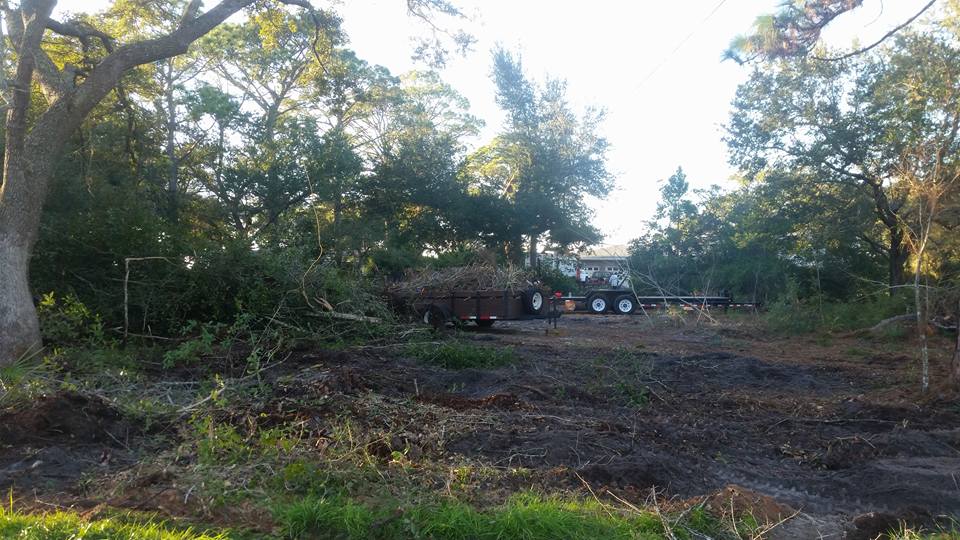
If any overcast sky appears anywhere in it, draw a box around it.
[58,0,935,245]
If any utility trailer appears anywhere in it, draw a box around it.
[389,287,561,328]
[562,290,758,314]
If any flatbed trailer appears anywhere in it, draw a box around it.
[561,290,759,314]
[389,287,561,328]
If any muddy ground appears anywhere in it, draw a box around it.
[2,313,958,538]
[362,315,960,537]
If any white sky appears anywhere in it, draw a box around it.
[57,0,934,245]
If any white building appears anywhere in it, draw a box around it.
[577,244,630,279]
[534,244,631,281]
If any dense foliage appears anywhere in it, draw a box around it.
[19,3,609,338]
[630,12,960,316]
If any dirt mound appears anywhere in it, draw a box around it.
[0,392,137,446]
[0,393,144,495]
[578,456,706,496]
[701,484,797,522]
[846,507,949,540]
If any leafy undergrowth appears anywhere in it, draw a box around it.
[405,340,518,369]
[0,507,229,540]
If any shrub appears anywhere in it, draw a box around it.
[405,341,518,369]
[763,281,912,335]
[37,292,106,346]
[536,266,580,295]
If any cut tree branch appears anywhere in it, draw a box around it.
[813,0,937,62]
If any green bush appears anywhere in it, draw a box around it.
[432,248,485,268]
[369,246,425,276]
[37,292,106,346]
[163,321,222,368]
[405,341,518,369]
[536,266,580,295]
[763,281,912,335]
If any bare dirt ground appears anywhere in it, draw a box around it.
[2,313,958,538]
[355,314,960,537]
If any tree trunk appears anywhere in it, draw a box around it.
[888,224,909,293]
[164,59,179,221]
[953,315,960,390]
[0,230,40,363]
[0,0,52,365]
[506,236,524,266]
[1,143,59,365]
[914,245,929,392]
[528,234,538,268]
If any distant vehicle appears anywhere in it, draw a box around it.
[582,270,627,287]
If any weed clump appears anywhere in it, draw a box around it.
[405,341,518,369]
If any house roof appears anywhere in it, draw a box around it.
[580,244,630,259]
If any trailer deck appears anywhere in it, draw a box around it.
[560,290,759,314]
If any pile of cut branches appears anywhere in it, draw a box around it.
[388,264,535,295]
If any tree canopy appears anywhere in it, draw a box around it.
[0,0,617,358]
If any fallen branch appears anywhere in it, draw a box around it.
[834,314,914,337]
[869,314,915,333]
[647,487,679,540]
[308,311,383,324]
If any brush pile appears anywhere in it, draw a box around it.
[388,264,535,295]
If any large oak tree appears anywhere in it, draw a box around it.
[0,0,460,365]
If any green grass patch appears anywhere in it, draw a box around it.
[275,492,667,540]
[0,507,229,540]
[843,346,871,357]
[0,352,53,410]
[889,526,960,540]
[405,341,518,370]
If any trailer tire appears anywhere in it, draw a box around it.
[422,305,451,329]
[522,289,544,315]
[476,319,495,328]
[587,294,608,314]
[614,295,636,314]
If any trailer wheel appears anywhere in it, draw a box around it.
[422,305,450,329]
[522,289,544,314]
[476,319,495,328]
[614,295,636,314]
[587,294,608,314]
